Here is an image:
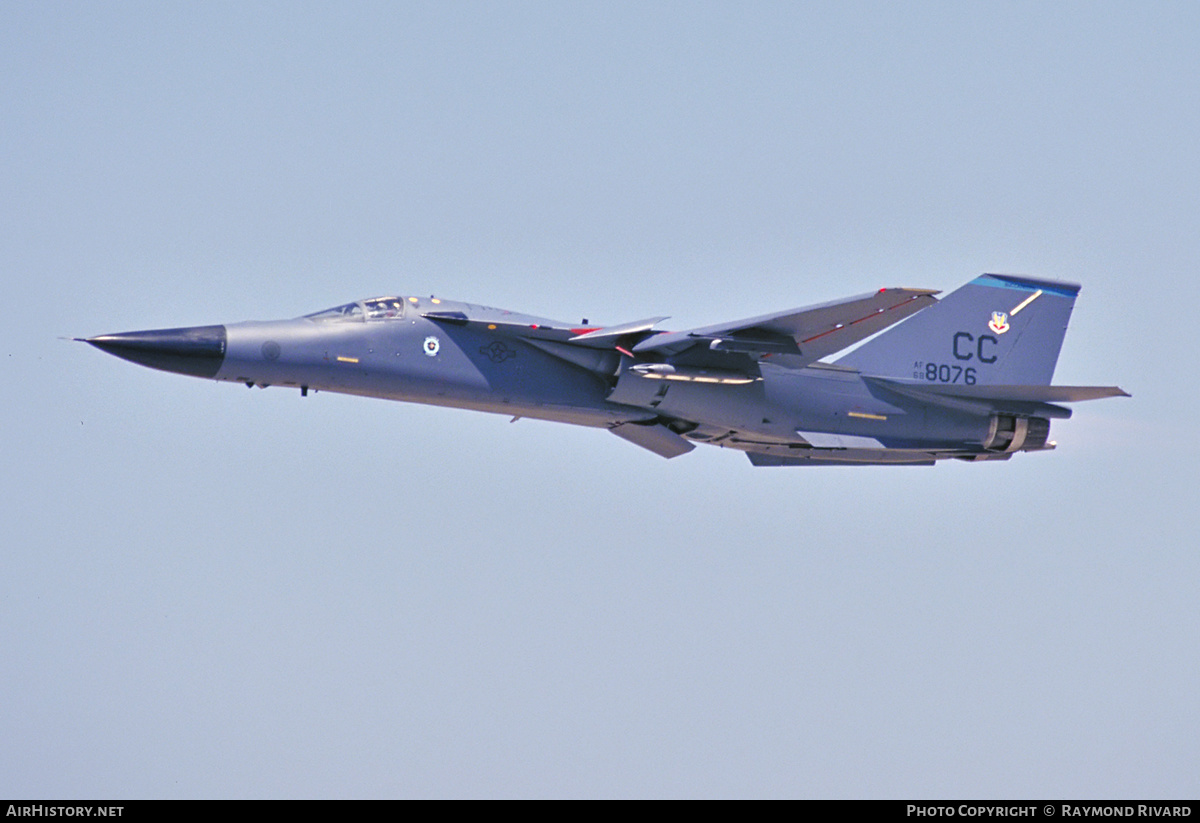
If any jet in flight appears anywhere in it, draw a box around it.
[81,274,1127,466]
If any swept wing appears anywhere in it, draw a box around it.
[629,288,938,368]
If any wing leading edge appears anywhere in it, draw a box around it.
[629,288,939,368]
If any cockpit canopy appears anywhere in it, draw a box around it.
[305,296,407,322]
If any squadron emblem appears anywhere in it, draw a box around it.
[423,336,441,357]
[988,311,1010,335]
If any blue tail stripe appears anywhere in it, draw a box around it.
[970,274,1080,297]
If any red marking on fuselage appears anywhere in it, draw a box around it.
[799,296,923,343]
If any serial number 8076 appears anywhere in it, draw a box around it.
[918,363,977,384]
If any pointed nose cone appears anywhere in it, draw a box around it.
[83,325,227,378]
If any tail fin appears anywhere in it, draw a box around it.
[835,274,1078,385]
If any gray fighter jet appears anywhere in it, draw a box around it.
[81,274,1127,466]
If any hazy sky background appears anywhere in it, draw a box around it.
[3,1,1197,798]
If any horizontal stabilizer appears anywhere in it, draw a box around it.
[866,377,1129,419]
[890,383,1130,402]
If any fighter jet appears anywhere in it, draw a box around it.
[81,274,1127,466]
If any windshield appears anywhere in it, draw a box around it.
[305,302,364,322]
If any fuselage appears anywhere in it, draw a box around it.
[87,285,1113,466]
[84,274,1135,466]
[201,295,993,451]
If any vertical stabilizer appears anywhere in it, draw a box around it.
[835,274,1078,386]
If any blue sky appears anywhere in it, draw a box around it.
[3,1,1198,797]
